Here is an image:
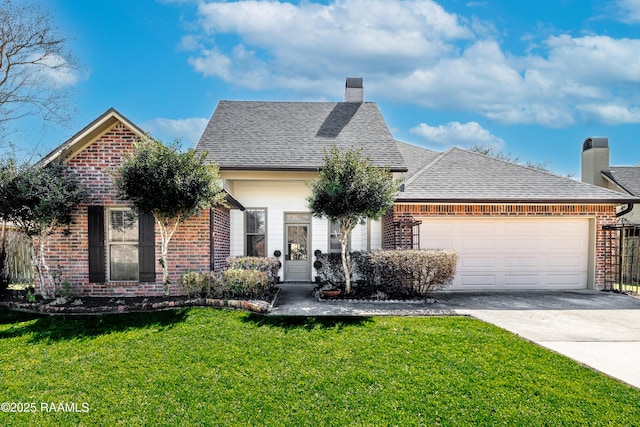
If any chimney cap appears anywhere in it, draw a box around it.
[582,137,608,152]
[346,77,363,88]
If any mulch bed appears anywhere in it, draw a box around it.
[0,290,279,315]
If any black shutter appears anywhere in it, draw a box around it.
[88,206,106,283]
[138,213,156,283]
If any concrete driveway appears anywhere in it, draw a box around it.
[442,291,640,390]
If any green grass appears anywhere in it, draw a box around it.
[0,308,639,426]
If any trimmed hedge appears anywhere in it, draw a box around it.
[226,256,280,285]
[180,269,272,300]
[315,250,458,298]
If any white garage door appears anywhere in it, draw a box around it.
[418,217,590,290]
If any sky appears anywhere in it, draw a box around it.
[9,0,640,176]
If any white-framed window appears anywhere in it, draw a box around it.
[108,207,139,281]
[245,208,266,257]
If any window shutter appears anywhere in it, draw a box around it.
[88,206,105,283]
[138,213,156,283]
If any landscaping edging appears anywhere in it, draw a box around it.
[0,288,280,316]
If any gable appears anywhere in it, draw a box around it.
[196,100,407,172]
[39,108,145,167]
[603,167,640,197]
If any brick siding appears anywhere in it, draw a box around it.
[38,123,231,297]
[383,203,618,288]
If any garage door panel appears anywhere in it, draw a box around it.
[462,239,497,250]
[418,217,589,290]
[462,257,496,268]
[505,257,540,268]
[461,275,496,286]
[549,256,583,268]
[546,238,585,251]
[505,239,542,251]
[504,275,540,286]
[547,274,585,287]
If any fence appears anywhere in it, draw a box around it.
[2,230,33,284]
[603,222,640,293]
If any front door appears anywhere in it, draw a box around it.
[285,213,311,281]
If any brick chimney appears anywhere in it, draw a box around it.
[345,77,364,102]
[581,137,609,188]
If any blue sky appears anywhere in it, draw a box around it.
[12,0,640,176]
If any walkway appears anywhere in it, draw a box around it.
[272,282,640,389]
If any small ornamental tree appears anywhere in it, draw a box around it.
[307,147,400,294]
[0,161,87,297]
[114,135,226,294]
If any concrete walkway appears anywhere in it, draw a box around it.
[272,282,640,389]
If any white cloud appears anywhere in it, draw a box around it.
[30,53,81,88]
[142,117,209,147]
[409,121,505,149]
[178,0,640,128]
[615,0,640,23]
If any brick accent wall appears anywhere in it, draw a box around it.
[38,123,224,297]
[383,203,618,288]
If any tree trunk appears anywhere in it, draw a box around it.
[340,218,356,294]
[157,216,181,296]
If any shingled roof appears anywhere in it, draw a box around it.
[196,101,407,172]
[398,147,639,204]
[603,167,640,197]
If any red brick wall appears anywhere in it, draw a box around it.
[383,203,618,288]
[39,123,229,297]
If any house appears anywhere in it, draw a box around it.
[35,78,638,296]
[392,143,637,290]
[581,137,640,224]
[38,108,240,296]
[195,77,406,281]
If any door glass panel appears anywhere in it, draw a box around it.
[287,225,308,261]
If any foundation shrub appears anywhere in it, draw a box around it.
[226,256,280,285]
[222,269,270,299]
[361,250,458,298]
[180,269,272,300]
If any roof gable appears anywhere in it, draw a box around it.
[39,108,145,166]
[196,101,407,172]
[399,147,638,203]
[603,167,640,196]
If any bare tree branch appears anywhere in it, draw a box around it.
[0,0,77,139]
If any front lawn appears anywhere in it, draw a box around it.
[0,308,638,426]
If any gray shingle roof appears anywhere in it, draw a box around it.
[395,140,441,180]
[196,101,407,172]
[398,147,639,203]
[603,167,640,196]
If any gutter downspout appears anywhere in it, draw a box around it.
[617,204,634,218]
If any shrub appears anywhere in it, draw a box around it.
[180,271,210,297]
[226,257,280,285]
[361,250,458,298]
[180,269,273,300]
[222,268,270,299]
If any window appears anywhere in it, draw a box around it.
[245,208,266,257]
[329,219,349,254]
[108,208,139,281]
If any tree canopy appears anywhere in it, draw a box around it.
[0,160,86,296]
[114,135,226,292]
[307,147,399,293]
